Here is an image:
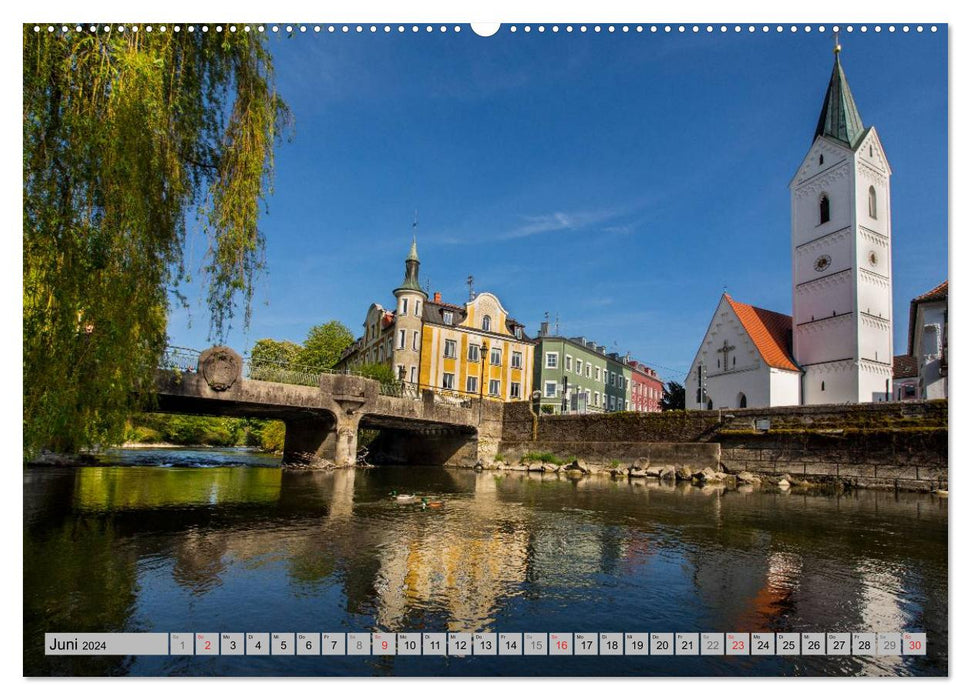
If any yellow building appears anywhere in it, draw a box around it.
[336,240,535,402]
[421,290,535,401]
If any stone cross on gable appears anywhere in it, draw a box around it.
[718,339,735,369]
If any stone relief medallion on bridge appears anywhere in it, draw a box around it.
[198,346,242,392]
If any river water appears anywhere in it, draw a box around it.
[23,447,948,677]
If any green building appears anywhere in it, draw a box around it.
[532,323,630,414]
[605,352,631,413]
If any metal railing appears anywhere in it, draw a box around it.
[159,346,202,373]
[159,345,425,400]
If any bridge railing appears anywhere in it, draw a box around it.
[159,345,482,407]
[159,346,202,373]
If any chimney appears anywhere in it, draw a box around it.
[433,291,442,303]
[539,321,549,337]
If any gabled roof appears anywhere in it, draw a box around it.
[893,354,918,380]
[907,280,948,355]
[815,54,866,149]
[914,280,948,303]
[725,295,799,372]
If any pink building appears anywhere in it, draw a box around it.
[628,360,663,413]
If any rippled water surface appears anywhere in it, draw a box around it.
[24,447,948,676]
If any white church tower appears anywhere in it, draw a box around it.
[790,40,893,404]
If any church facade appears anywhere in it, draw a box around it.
[686,45,894,410]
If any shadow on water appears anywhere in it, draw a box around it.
[24,448,948,677]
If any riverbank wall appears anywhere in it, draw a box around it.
[496,400,947,491]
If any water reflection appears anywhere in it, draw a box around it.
[23,449,948,677]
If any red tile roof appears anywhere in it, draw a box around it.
[914,280,948,302]
[725,295,799,372]
[893,354,918,379]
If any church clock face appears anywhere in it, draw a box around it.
[814,254,832,272]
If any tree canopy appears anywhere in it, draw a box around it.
[23,26,289,455]
[249,338,302,369]
[661,381,686,411]
[296,321,354,370]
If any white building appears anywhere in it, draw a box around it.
[907,281,948,400]
[686,45,895,409]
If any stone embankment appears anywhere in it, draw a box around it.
[496,400,948,493]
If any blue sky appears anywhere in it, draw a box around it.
[166,25,947,382]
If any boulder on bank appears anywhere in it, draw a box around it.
[675,466,693,481]
[608,467,627,478]
[736,471,762,485]
[566,459,589,474]
[659,466,677,481]
[628,467,647,478]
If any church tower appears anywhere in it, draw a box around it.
[790,41,893,404]
[391,237,427,383]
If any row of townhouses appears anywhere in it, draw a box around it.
[334,240,664,413]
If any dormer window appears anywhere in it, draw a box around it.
[819,194,830,224]
[482,315,492,332]
[443,311,453,325]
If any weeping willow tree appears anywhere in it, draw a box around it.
[23,25,290,456]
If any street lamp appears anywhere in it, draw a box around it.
[479,340,489,420]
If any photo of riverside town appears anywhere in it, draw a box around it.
[23,23,947,677]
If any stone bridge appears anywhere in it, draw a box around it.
[153,346,503,468]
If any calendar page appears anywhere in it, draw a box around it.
[21,4,949,683]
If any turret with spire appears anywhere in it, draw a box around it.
[395,236,427,298]
[391,236,427,383]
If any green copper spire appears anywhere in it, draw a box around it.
[394,237,426,297]
[814,52,865,148]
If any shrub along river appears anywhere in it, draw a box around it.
[24,447,947,676]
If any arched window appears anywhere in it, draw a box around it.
[482,315,492,332]
[818,153,824,165]
[868,186,877,219]
[706,399,713,410]
[821,381,826,392]
[819,194,830,224]
[738,393,747,409]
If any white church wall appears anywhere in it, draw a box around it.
[857,269,891,319]
[703,366,770,409]
[793,227,854,289]
[794,314,855,365]
[794,271,853,326]
[802,361,857,405]
[859,315,892,365]
[768,369,801,407]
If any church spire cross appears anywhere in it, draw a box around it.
[833,28,841,55]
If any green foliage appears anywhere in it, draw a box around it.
[520,451,570,466]
[126,413,286,451]
[296,321,354,370]
[23,26,289,456]
[250,338,302,368]
[256,420,286,452]
[661,381,686,411]
[540,405,555,415]
[356,362,397,384]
